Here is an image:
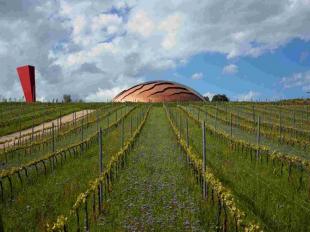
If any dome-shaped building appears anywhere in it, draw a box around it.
[113,80,205,102]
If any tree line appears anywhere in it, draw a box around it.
[204,94,229,102]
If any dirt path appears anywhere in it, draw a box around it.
[0,109,94,149]
[97,107,208,231]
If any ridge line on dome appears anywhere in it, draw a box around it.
[147,86,189,97]
[120,84,147,101]
[168,91,199,97]
[136,82,174,96]
[114,81,158,100]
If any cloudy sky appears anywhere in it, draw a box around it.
[0,0,310,102]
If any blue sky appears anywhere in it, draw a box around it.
[146,39,310,101]
[0,0,310,101]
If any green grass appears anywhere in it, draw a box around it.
[172,105,310,231]
[0,106,144,231]
[0,102,309,231]
[96,107,212,231]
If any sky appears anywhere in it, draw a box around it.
[0,0,310,102]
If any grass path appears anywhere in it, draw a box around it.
[97,107,209,231]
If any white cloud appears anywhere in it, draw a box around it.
[127,10,155,37]
[222,64,238,75]
[159,13,182,49]
[1,0,310,101]
[191,72,203,80]
[237,91,260,101]
[91,14,122,32]
[280,71,310,91]
[85,86,127,102]
[73,16,86,37]
[203,92,215,100]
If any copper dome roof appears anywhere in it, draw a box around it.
[113,80,205,102]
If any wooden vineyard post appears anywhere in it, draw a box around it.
[52,122,55,153]
[179,111,182,139]
[256,116,261,160]
[107,116,110,135]
[81,118,84,143]
[98,128,103,212]
[136,115,138,134]
[51,122,55,172]
[279,110,282,143]
[252,105,255,126]
[121,118,124,147]
[198,109,200,122]
[293,111,296,139]
[60,110,62,129]
[86,109,88,125]
[116,109,118,122]
[301,111,304,129]
[57,111,60,133]
[32,115,34,142]
[202,121,207,199]
[215,104,218,130]
[186,117,189,148]
[4,143,7,163]
[19,113,21,146]
[84,200,89,232]
[141,108,143,123]
[130,116,133,137]
[230,113,232,140]
[225,103,228,121]
[214,106,217,130]
[43,114,45,137]
[96,110,99,132]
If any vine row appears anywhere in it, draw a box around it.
[165,105,261,232]
[47,106,150,231]
[0,105,139,202]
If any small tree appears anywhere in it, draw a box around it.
[63,94,72,103]
[212,94,229,102]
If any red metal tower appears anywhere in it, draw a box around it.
[16,65,36,103]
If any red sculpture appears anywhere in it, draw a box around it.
[17,65,36,103]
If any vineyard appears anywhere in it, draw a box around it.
[0,101,310,231]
